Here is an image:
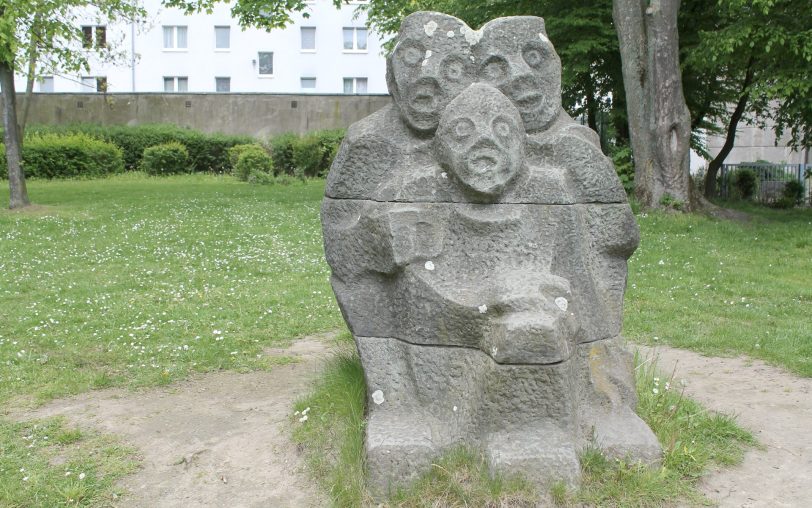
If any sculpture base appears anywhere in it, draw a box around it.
[357,335,661,497]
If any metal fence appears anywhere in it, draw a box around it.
[719,163,810,205]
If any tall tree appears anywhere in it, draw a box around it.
[0,0,145,209]
[686,0,812,198]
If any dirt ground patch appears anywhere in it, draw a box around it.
[20,335,333,508]
[639,345,812,508]
[13,336,811,507]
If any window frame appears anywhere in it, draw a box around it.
[342,27,368,53]
[342,77,368,94]
[300,26,316,52]
[81,76,107,93]
[38,76,55,93]
[215,76,231,92]
[257,51,274,77]
[163,76,189,92]
[162,25,189,51]
[300,77,317,91]
[214,25,230,51]
[81,25,106,49]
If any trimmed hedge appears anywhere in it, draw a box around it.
[141,142,191,175]
[0,133,124,179]
[25,124,252,173]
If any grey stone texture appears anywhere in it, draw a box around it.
[321,11,661,496]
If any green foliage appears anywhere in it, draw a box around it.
[269,129,344,178]
[140,142,191,176]
[0,133,124,179]
[233,145,273,182]
[610,143,635,194]
[659,193,685,211]
[731,168,758,200]
[292,134,324,179]
[25,124,252,173]
[227,143,264,170]
[782,180,805,204]
[267,132,298,176]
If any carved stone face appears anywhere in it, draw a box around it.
[387,12,476,133]
[476,17,562,133]
[435,84,525,198]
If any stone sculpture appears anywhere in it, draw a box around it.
[321,11,662,495]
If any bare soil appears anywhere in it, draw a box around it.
[21,335,333,508]
[640,345,812,508]
[13,336,811,507]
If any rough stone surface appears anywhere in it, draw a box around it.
[321,11,661,496]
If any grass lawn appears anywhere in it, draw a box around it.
[0,174,342,407]
[626,203,812,377]
[2,174,805,505]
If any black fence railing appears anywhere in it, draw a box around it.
[719,163,810,205]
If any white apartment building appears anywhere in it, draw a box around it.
[17,0,388,94]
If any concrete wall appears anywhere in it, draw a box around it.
[10,93,393,137]
[707,120,809,166]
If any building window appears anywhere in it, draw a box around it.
[343,27,367,51]
[164,76,189,92]
[301,77,316,90]
[258,52,273,76]
[38,76,54,93]
[301,27,316,51]
[343,77,367,94]
[214,26,230,50]
[81,76,107,92]
[82,26,107,49]
[163,26,188,50]
[215,77,231,92]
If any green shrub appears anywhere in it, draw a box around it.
[22,124,252,173]
[246,169,275,185]
[731,168,757,200]
[0,133,124,179]
[782,180,805,205]
[234,146,273,182]
[288,129,346,179]
[292,134,325,179]
[610,143,635,194]
[267,132,298,176]
[228,143,265,170]
[140,142,190,175]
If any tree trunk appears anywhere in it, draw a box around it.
[19,13,42,138]
[613,0,692,210]
[1,58,30,209]
[704,60,755,198]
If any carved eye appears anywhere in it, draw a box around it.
[397,39,424,67]
[442,56,466,82]
[450,117,475,141]
[522,43,546,69]
[480,56,508,83]
[492,117,512,139]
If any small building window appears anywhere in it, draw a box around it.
[258,52,273,76]
[81,26,107,49]
[301,27,316,51]
[163,26,188,49]
[81,76,107,92]
[342,27,367,51]
[214,26,230,49]
[301,77,316,90]
[343,77,367,94]
[164,76,188,92]
[38,76,54,93]
[215,77,231,92]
